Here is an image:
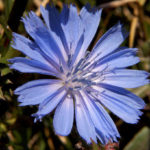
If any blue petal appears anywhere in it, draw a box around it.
[12,33,52,66]
[74,93,97,144]
[53,94,74,136]
[80,5,102,51]
[96,84,145,123]
[74,5,102,64]
[40,5,59,31]
[80,90,120,144]
[15,79,61,93]
[33,88,67,121]
[60,5,84,56]
[9,57,60,77]
[15,80,63,106]
[102,69,149,88]
[40,5,69,54]
[70,34,84,67]
[89,22,128,62]
[93,48,139,71]
[12,33,60,70]
[22,12,67,66]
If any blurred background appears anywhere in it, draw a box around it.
[0,0,150,149]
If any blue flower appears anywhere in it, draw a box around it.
[9,4,149,144]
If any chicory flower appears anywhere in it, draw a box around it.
[9,4,149,144]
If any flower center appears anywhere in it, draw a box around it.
[63,55,107,92]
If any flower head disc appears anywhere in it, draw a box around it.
[9,4,149,145]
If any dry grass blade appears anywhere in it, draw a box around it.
[28,133,40,149]
[98,0,137,8]
[44,127,55,150]
[0,0,4,12]
[129,16,138,47]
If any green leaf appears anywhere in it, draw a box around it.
[0,47,21,64]
[39,140,46,150]
[124,127,150,150]
[13,130,22,144]
[0,16,12,39]
[6,118,16,125]
[0,123,7,132]
[26,128,32,141]
[4,0,14,21]
[1,67,12,76]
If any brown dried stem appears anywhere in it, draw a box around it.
[98,0,138,9]
[34,0,50,16]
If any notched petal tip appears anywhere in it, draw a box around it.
[116,21,129,38]
[31,113,43,123]
[83,3,102,13]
